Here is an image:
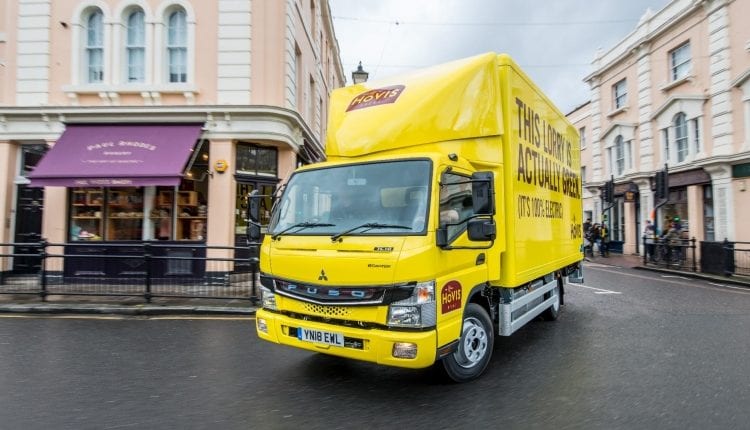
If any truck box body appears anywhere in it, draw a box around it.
[255,53,583,380]
[324,52,582,288]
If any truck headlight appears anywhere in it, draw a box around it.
[260,285,277,310]
[387,280,436,328]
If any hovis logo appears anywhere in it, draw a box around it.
[346,85,405,112]
[318,269,328,281]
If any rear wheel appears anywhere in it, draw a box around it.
[440,303,494,382]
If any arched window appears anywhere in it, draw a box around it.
[615,135,625,175]
[86,10,104,83]
[674,113,688,162]
[126,10,145,82]
[167,9,187,83]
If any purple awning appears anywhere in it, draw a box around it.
[28,124,204,187]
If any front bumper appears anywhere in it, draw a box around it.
[255,309,437,369]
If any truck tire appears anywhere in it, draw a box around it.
[541,278,562,321]
[440,303,494,382]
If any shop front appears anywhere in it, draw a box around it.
[28,123,209,279]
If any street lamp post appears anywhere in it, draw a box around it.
[351,61,369,84]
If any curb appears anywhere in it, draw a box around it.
[633,265,750,289]
[0,303,257,316]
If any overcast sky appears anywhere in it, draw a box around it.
[328,0,671,114]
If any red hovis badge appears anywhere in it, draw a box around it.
[346,85,405,112]
[441,281,462,314]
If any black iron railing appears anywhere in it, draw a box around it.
[0,240,260,303]
[642,236,697,272]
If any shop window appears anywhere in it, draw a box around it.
[69,180,208,242]
[236,144,278,177]
[70,188,104,241]
[107,188,144,240]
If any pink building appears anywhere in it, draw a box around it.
[569,0,750,256]
[0,0,344,278]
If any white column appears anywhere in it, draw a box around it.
[707,1,733,156]
[103,19,114,84]
[145,19,155,84]
[111,20,121,85]
[743,99,750,152]
[705,165,734,241]
[153,22,163,84]
[636,43,654,172]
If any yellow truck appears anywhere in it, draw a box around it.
[252,52,583,382]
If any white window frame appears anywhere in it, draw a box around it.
[613,79,627,110]
[125,9,146,83]
[615,135,625,176]
[166,9,187,83]
[670,42,691,82]
[674,113,688,162]
[85,10,104,83]
[579,126,586,149]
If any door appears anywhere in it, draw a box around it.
[234,180,277,271]
[13,185,44,273]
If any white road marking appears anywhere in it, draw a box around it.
[586,266,750,296]
[662,275,689,280]
[570,283,622,295]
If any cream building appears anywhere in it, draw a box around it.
[569,0,750,256]
[0,0,344,278]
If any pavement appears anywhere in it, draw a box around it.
[1,253,747,316]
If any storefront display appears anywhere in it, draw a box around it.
[68,181,207,242]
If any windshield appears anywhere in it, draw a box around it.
[269,160,431,237]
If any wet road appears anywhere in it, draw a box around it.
[1,263,749,429]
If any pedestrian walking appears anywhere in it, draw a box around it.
[643,220,656,262]
[599,223,610,257]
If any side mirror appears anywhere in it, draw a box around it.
[467,219,496,242]
[247,190,262,243]
[471,172,494,215]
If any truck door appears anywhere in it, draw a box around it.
[434,169,491,345]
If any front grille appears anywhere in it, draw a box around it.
[303,303,351,317]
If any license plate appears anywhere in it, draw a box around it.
[297,327,344,347]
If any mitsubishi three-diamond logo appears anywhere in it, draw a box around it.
[318,269,328,281]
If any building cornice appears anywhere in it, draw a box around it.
[0,105,325,156]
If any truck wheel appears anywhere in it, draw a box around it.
[441,303,494,382]
[541,278,562,321]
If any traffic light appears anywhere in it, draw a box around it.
[655,170,668,199]
[601,179,614,203]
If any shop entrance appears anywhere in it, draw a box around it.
[234,180,277,270]
[12,144,47,274]
[13,185,44,273]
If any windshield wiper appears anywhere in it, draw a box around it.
[331,223,411,242]
[271,222,335,240]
